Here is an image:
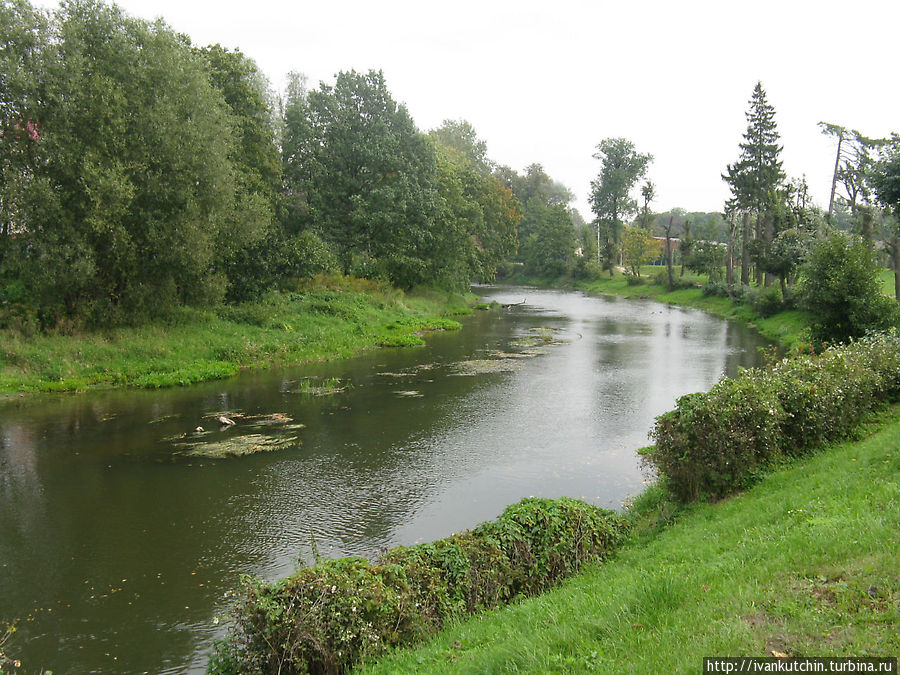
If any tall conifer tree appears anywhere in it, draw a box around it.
[722,82,785,285]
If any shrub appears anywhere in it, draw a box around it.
[646,375,785,501]
[625,274,644,286]
[209,498,627,674]
[702,280,730,297]
[800,231,900,346]
[742,284,784,317]
[645,330,900,502]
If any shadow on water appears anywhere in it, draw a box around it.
[0,286,773,673]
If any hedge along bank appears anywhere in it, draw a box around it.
[208,497,627,674]
[643,330,900,502]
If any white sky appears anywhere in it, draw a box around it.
[36,0,900,218]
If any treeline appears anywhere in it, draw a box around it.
[0,0,588,330]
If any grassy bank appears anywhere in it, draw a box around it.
[512,266,813,351]
[0,275,473,394]
[361,405,900,673]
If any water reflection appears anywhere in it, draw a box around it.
[0,286,772,673]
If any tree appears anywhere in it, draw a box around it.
[684,240,726,283]
[723,82,785,286]
[0,0,47,272]
[800,231,898,345]
[639,180,655,230]
[870,134,900,302]
[196,44,283,301]
[286,69,444,287]
[429,119,490,175]
[4,0,257,325]
[520,201,575,278]
[621,225,661,276]
[590,138,652,276]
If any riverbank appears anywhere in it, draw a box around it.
[0,275,473,394]
[361,403,900,673]
[509,267,813,351]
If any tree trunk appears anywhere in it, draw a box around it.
[741,212,750,286]
[860,208,874,249]
[828,134,843,219]
[665,216,675,291]
[893,234,900,304]
[762,211,775,287]
[726,216,735,288]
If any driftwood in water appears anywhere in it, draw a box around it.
[501,299,526,309]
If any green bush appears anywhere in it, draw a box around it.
[742,284,784,317]
[701,280,730,297]
[800,231,900,346]
[625,274,644,286]
[645,331,900,502]
[209,498,627,674]
[646,375,785,501]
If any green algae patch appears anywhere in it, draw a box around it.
[173,432,301,458]
[282,376,349,396]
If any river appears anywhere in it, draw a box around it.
[0,286,772,673]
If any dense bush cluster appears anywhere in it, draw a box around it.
[644,330,900,501]
[208,497,626,674]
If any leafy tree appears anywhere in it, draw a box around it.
[764,228,808,295]
[800,230,898,345]
[429,124,519,284]
[429,119,491,175]
[4,0,257,325]
[521,201,575,278]
[684,240,726,283]
[590,138,652,276]
[723,82,785,285]
[286,69,443,287]
[621,226,660,276]
[196,44,283,301]
[870,134,900,302]
[0,0,47,272]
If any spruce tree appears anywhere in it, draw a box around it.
[723,82,784,214]
[722,82,785,285]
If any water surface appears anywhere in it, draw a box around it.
[0,286,771,673]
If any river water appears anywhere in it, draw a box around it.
[0,286,771,673]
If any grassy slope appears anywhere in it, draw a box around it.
[0,276,472,394]
[362,407,900,674]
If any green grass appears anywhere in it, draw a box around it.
[360,405,900,674]
[0,275,472,394]
[878,268,896,299]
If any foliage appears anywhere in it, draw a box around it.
[646,374,785,501]
[684,240,726,282]
[799,230,899,345]
[209,497,627,674]
[520,200,575,278]
[870,134,900,214]
[590,138,652,275]
[646,331,900,501]
[0,0,266,326]
[621,226,661,276]
[722,82,784,215]
[741,284,784,317]
[281,71,518,291]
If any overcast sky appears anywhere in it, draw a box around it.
[36,0,900,218]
